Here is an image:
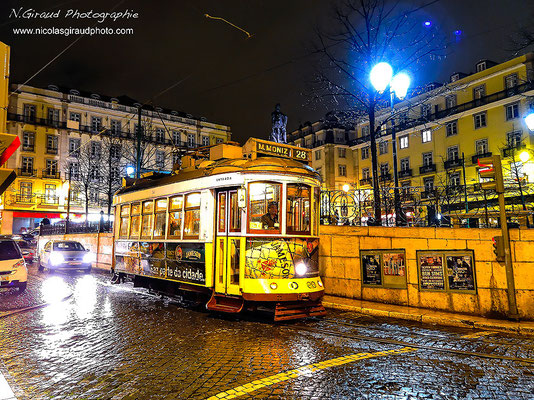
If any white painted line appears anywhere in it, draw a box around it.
[0,371,16,400]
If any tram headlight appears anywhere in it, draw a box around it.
[295,262,308,277]
[270,282,278,290]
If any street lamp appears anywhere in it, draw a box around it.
[524,112,534,131]
[126,166,135,177]
[370,62,411,226]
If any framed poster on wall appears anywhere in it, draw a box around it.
[417,250,476,293]
[361,249,407,289]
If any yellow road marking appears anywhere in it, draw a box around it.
[461,331,496,339]
[206,346,416,400]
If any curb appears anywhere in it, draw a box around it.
[322,301,534,337]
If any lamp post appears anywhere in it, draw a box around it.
[370,63,410,226]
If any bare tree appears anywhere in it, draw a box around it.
[73,140,102,218]
[99,133,124,218]
[311,0,445,224]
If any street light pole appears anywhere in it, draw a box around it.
[390,91,402,226]
[136,106,142,179]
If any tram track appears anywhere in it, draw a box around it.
[281,321,534,364]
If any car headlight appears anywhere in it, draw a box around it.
[83,253,95,263]
[295,262,308,276]
[49,252,65,266]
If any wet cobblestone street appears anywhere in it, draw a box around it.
[1,264,533,399]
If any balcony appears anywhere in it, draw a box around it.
[40,195,59,205]
[472,152,492,164]
[421,189,436,199]
[379,173,391,182]
[444,158,463,169]
[16,168,37,177]
[46,147,58,155]
[15,194,35,203]
[42,171,61,179]
[21,144,35,152]
[7,113,67,129]
[419,164,436,174]
[359,177,372,186]
[446,185,464,195]
[502,144,526,158]
[398,168,412,178]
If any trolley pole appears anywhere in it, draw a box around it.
[136,106,142,179]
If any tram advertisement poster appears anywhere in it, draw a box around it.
[361,253,382,286]
[245,238,295,279]
[446,254,475,291]
[114,241,140,274]
[418,254,445,290]
[166,243,206,285]
[139,242,166,278]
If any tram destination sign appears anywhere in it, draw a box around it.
[244,138,311,163]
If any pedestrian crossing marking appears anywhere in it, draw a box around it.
[206,346,417,400]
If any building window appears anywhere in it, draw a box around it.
[338,165,346,177]
[90,167,100,181]
[91,116,102,133]
[69,112,81,122]
[46,135,58,154]
[156,150,165,169]
[422,129,432,143]
[21,156,34,174]
[361,126,370,137]
[44,184,56,202]
[216,138,224,144]
[20,181,32,199]
[504,73,518,89]
[172,152,180,167]
[422,152,433,166]
[380,162,389,176]
[379,141,388,155]
[446,121,458,137]
[23,104,36,123]
[187,133,195,147]
[155,128,165,143]
[400,157,409,171]
[90,141,101,158]
[476,61,486,73]
[46,159,58,177]
[47,108,60,126]
[449,172,461,187]
[202,136,210,146]
[110,119,121,135]
[69,162,80,180]
[172,131,181,145]
[69,138,80,157]
[335,131,345,143]
[338,148,346,158]
[424,177,434,192]
[474,112,487,129]
[362,168,370,180]
[110,144,121,160]
[475,139,488,155]
[315,150,321,160]
[399,135,409,149]
[507,131,522,148]
[447,145,459,161]
[505,103,520,120]
[473,85,486,99]
[445,95,457,108]
[22,131,35,151]
[361,147,370,160]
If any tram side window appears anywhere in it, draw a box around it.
[286,184,311,234]
[153,198,168,238]
[130,202,141,238]
[168,196,183,238]
[229,191,241,232]
[184,193,201,239]
[141,200,154,238]
[248,182,281,232]
[119,204,130,238]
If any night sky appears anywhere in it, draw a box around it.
[1,0,533,143]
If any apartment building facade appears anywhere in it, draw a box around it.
[1,84,231,234]
[289,53,534,226]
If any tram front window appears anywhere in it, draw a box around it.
[287,184,311,234]
[248,182,281,232]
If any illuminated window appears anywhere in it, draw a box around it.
[229,191,241,232]
[286,184,311,234]
[399,136,409,149]
[248,182,281,232]
[129,202,141,238]
[141,200,154,238]
[168,196,183,238]
[153,198,167,238]
[184,193,201,238]
[218,192,227,233]
[422,129,432,143]
[119,205,130,238]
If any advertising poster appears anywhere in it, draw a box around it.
[446,255,475,291]
[383,252,406,277]
[419,255,445,290]
[166,243,206,285]
[361,253,382,285]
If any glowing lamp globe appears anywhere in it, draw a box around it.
[370,62,393,93]
[519,151,530,163]
[342,184,350,192]
[391,72,411,100]
[525,113,534,131]
[126,166,135,176]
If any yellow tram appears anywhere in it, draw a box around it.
[111,138,326,320]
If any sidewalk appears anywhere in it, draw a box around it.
[322,295,534,336]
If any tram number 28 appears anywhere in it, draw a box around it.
[307,281,317,289]
[294,149,308,161]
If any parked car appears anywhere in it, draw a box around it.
[0,238,28,292]
[16,240,36,263]
[39,240,94,273]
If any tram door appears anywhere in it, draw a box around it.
[214,189,242,296]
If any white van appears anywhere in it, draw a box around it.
[0,238,28,292]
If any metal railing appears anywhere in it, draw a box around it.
[16,168,37,177]
[40,221,113,236]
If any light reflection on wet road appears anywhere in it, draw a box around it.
[0,265,533,399]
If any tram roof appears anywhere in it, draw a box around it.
[116,156,320,195]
